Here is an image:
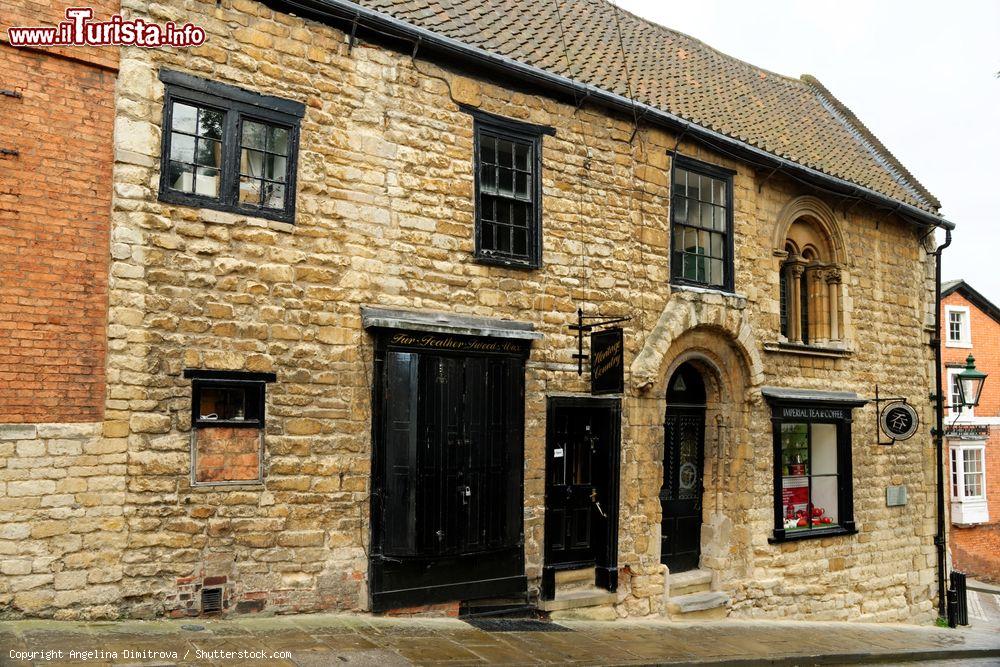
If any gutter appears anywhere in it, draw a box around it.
[269,0,955,231]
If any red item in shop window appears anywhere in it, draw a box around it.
[786,503,795,519]
[812,507,823,518]
[796,518,807,527]
[821,517,832,524]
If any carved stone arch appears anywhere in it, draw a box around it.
[773,195,846,265]
[631,294,764,395]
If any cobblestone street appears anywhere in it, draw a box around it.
[3,614,999,666]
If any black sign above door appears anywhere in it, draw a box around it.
[591,328,624,395]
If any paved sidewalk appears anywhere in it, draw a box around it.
[2,613,999,666]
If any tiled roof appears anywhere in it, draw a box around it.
[354,0,940,212]
[941,279,1000,325]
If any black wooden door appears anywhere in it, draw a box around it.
[546,406,599,565]
[660,407,705,572]
[373,347,525,611]
[542,398,621,600]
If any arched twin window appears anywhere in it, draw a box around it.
[776,206,845,347]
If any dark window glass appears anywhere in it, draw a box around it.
[199,386,248,421]
[779,264,789,338]
[670,162,732,290]
[239,120,289,211]
[475,123,542,268]
[193,382,263,426]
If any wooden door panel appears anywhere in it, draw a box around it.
[661,408,705,572]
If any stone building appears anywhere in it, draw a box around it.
[1,0,956,622]
[940,280,1000,582]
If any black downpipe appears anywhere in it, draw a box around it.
[932,228,952,618]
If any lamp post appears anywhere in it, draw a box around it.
[953,354,987,411]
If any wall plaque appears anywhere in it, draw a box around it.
[591,328,624,395]
[886,485,908,507]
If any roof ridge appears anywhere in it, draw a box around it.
[801,74,941,211]
[600,0,814,89]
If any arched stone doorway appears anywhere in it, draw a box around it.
[660,362,707,572]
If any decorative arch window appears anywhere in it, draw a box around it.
[776,205,845,347]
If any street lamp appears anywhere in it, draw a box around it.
[955,354,987,410]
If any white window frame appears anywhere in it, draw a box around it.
[949,441,988,525]
[946,367,974,419]
[944,305,972,348]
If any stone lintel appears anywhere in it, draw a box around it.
[361,306,543,341]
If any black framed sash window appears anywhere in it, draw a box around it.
[764,390,866,543]
[670,156,734,291]
[468,107,553,269]
[158,69,305,223]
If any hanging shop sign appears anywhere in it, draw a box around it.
[568,308,630,394]
[868,385,919,445]
[879,401,919,441]
[591,327,624,395]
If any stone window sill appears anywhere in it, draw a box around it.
[670,282,747,300]
[763,341,853,359]
[769,526,856,544]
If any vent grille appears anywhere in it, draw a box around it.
[201,587,223,614]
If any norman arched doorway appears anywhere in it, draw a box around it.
[660,362,707,572]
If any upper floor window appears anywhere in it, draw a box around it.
[779,220,843,346]
[945,305,972,348]
[670,157,734,291]
[470,109,552,269]
[158,69,305,223]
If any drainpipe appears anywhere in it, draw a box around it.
[931,228,952,619]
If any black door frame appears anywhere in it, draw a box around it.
[541,395,621,600]
[368,329,529,612]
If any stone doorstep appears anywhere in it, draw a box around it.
[536,587,617,612]
[668,568,713,598]
[666,590,730,617]
[554,567,594,587]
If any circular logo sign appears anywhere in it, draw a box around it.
[880,402,919,441]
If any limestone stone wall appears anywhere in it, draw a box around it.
[0,423,125,619]
[1,0,941,621]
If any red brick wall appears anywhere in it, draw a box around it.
[941,291,1000,415]
[941,292,1000,581]
[0,1,118,422]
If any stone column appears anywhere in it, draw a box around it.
[826,267,842,342]
[788,263,805,344]
[807,265,828,344]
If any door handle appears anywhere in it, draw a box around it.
[460,485,471,506]
[593,501,607,519]
[590,488,608,519]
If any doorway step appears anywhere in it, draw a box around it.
[537,567,616,619]
[665,569,729,620]
[459,594,536,619]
